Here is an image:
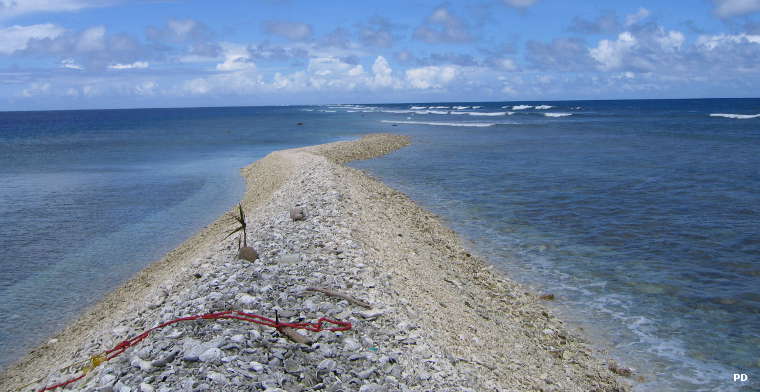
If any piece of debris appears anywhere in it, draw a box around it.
[290,207,306,221]
[305,287,372,309]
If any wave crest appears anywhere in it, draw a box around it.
[710,113,760,119]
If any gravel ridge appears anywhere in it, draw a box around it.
[1,134,629,392]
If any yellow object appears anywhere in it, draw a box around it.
[82,354,106,375]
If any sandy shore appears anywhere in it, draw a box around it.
[1,134,629,391]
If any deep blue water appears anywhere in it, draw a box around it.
[348,99,760,391]
[1,100,759,391]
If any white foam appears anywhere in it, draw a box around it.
[428,110,450,115]
[453,106,470,110]
[381,120,495,127]
[410,106,427,109]
[534,105,554,110]
[430,106,450,109]
[710,113,760,119]
[544,112,573,117]
[512,105,533,110]
[472,106,482,109]
[467,111,508,116]
[381,109,413,114]
[321,110,337,113]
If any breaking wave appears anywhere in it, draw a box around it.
[710,113,760,119]
[381,120,496,127]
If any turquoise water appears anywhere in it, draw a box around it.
[0,107,357,369]
[1,101,759,391]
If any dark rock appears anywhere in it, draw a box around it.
[608,360,633,377]
[238,247,258,262]
[290,207,306,221]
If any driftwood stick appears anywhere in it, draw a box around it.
[277,327,312,345]
[305,287,373,309]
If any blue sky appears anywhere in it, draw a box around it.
[1,0,760,110]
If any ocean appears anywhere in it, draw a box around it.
[1,99,758,391]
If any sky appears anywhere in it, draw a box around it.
[1,0,760,110]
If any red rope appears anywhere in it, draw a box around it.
[37,310,351,391]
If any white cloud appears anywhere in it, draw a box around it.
[183,70,265,95]
[405,65,458,89]
[61,58,83,69]
[75,26,106,52]
[696,33,760,50]
[713,0,760,18]
[108,61,149,69]
[216,43,255,71]
[20,82,51,97]
[502,0,538,8]
[134,80,157,95]
[0,0,111,20]
[625,8,650,26]
[306,57,365,89]
[589,28,687,72]
[590,32,637,71]
[370,56,400,88]
[656,30,685,51]
[0,24,65,54]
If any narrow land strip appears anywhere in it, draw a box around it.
[1,134,628,392]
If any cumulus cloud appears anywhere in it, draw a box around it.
[589,32,638,71]
[713,0,760,18]
[502,0,538,8]
[414,5,472,44]
[370,56,400,88]
[263,20,313,41]
[405,65,458,89]
[0,24,65,54]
